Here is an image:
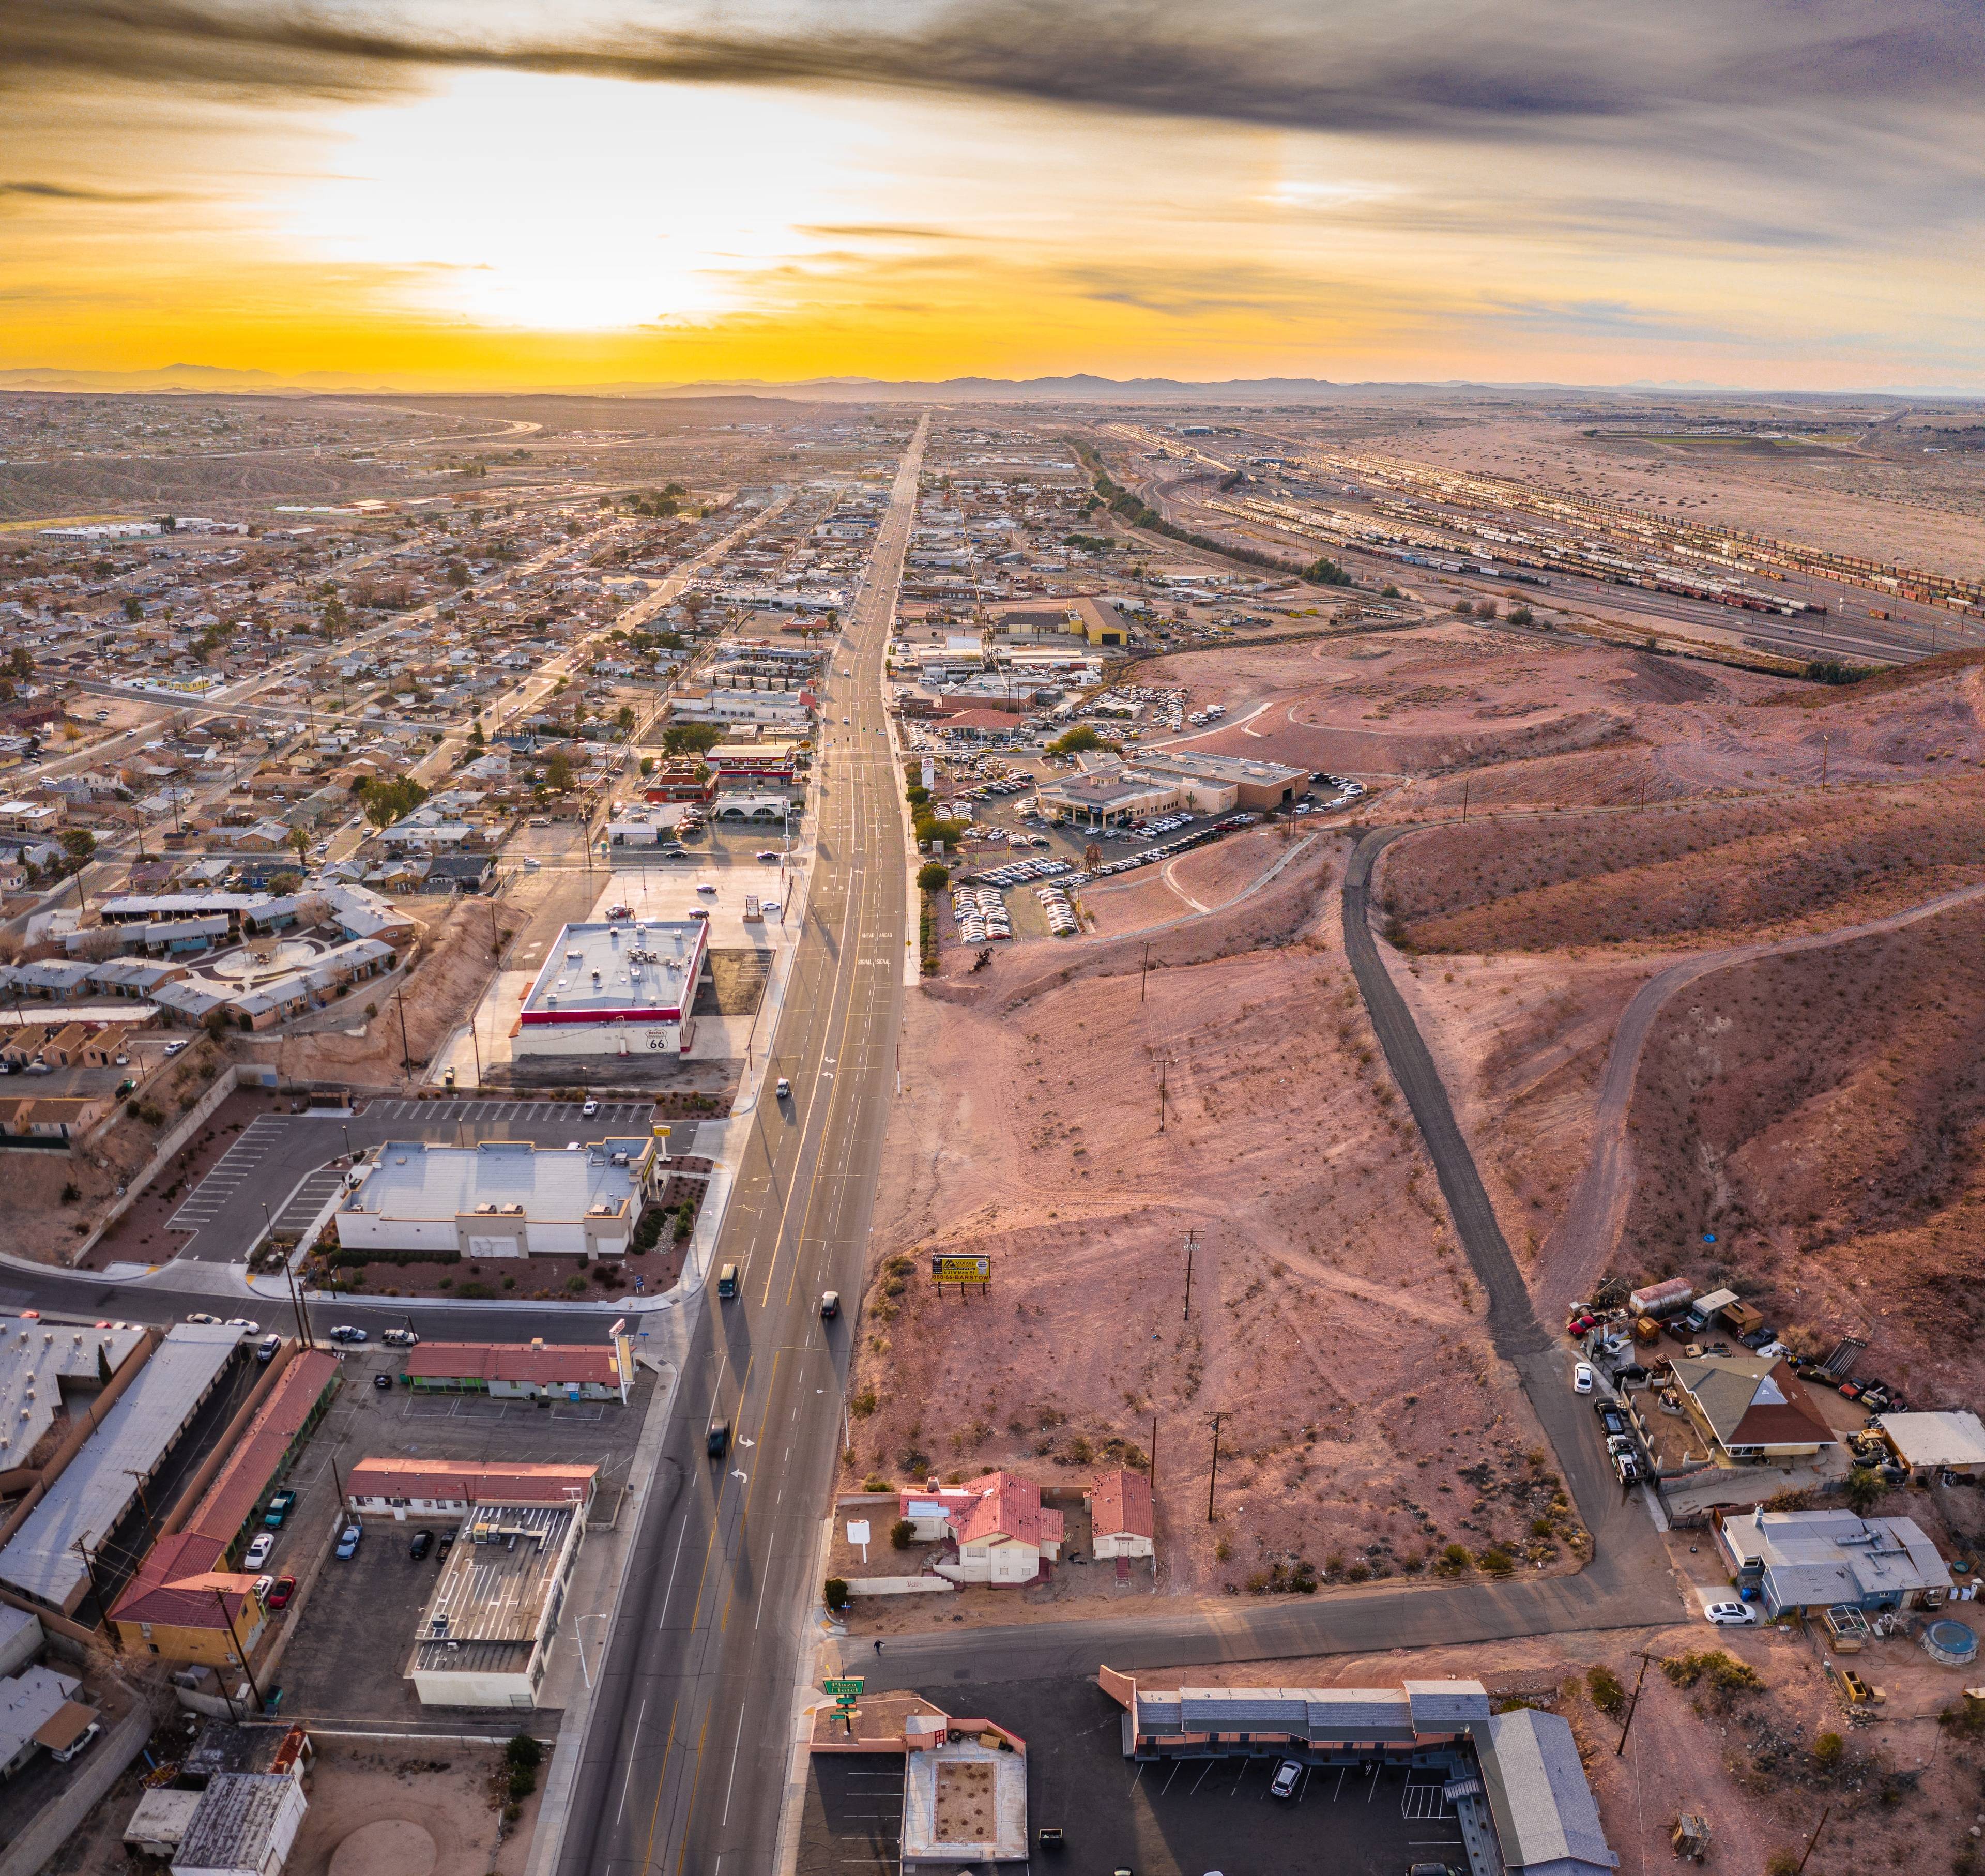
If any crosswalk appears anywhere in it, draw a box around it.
[167,1117,288,1235]
[363,1098,659,1130]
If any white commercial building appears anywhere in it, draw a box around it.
[335,1136,664,1260]
[407,1502,586,1709]
[513,919,707,1059]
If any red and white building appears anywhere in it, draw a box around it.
[897,1472,1065,1587]
[515,919,707,1059]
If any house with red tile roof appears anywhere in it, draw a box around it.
[897,1472,1065,1587]
[1089,1469,1155,1561]
[344,1459,597,1519]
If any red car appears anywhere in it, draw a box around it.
[1566,1313,1597,1338]
[266,1574,297,1611]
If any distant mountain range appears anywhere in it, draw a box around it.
[0,364,1961,402]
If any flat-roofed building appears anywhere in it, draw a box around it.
[406,1502,587,1708]
[1716,1505,1952,1616]
[514,920,706,1059]
[0,1323,241,1616]
[1134,750,1309,811]
[336,1137,662,1260]
[1880,1411,1985,1478]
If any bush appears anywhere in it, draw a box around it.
[849,1389,879,1418]
[506,1734,542,1774]
[862,1474,893,1493]
[1507,605,1534,627]
[1478,1546,1515,1577]
[1812,1730,1844,1767]
[890,1518,915,1550]
[917,861,951,891]
[1585,1665,1626,1718]
[823,1577,850,1612]
[1662,1649,1762,1694]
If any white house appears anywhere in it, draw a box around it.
[897,1472,1064,1587]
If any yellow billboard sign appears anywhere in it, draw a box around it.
[930,1254,990,1283]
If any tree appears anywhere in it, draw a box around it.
[1842,1465,1884,1513]
[288,827,310,866]
[1507,605,1535,627]
[1046,724,1108,756]
[58,828,96,875]
[445,559,471,588]
[1304,555,1352,587]
[96,1343,113,1386]
[322,595,349,637]
[661,722,723,758]
[121,596,142,622]
[615,705,636,734]
[544,751,574,792]
[639,756,654,776]
[267,870,301,895]
[359,776,429,828]
[917,861,951,891]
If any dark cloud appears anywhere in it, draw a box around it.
[0,179,183,202]
[8,0,1982,144]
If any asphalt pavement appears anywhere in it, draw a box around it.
[551,415,925,1876]
[161,1098,665,1259]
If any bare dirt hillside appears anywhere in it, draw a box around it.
[1611,897,1985,1400]
[1377,777,1985,954]
[858,836,1579,1603]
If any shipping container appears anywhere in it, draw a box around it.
[1628,1276,1696,1318]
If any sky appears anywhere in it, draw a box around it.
[4,0,1982,391]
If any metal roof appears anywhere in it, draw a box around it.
[173,1772,298,1873]
[1478,1707,1620,1873]
[410,1502,577,1673]
[0,1320,146,1477]
[0,1325,240,1610]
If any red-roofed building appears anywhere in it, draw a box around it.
[344,1459,597,1520]
[1089,1469,1155,1561]
[897,1472,1065,1587]
[404,1337,630,1403]
[110,1532,265,1669]
[108,1347,339,1667]
[932,710,1024,741]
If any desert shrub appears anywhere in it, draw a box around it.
[862,1473,893,1493]
[849,1389,879,1418]
[1478,1546,1515,1577]
[889,1518,915,1550]
[823,1577,850,1612]
[1812,1730,1844,1767]
[1585,1665,1626,1718]
[1662,1649,1762,1694]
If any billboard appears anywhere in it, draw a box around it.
[930,1254,990,1283]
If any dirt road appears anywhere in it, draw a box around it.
[1533,876,1985,1314]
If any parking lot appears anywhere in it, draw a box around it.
[799,1675,1470,1876]
[258,1342,656,1724]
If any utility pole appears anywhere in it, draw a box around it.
[70,1538,115,1645]
[1614,1653,1652,1755]
[1794,1805,1831,1874]
[1140,941,1151,1004]
[283,1251,314,1350]
[1206,1412,1227,1522]
[1460,777,1469,825]
[121,1470,157,1550]
[1158,1058,1171,1135]
[211,1585,266,1714]
[395,985,413,1089]
[1182,1229,1196,1321]
[1820,733,1829,789]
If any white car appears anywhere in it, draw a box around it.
[164,1040,187,1056]
[1705,1601,1759,1626]
[582,1099,600,1118]
[381,1328,419,1348]
[186,1313,220,1325]
[243,1533,274,1569]
[51,1720,101,1764]
[225,1318,259,1333]
[1573,1363,1594,1394]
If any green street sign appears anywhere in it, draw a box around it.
[823,1677,865,1699]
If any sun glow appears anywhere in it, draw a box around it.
[282,72,867,331]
